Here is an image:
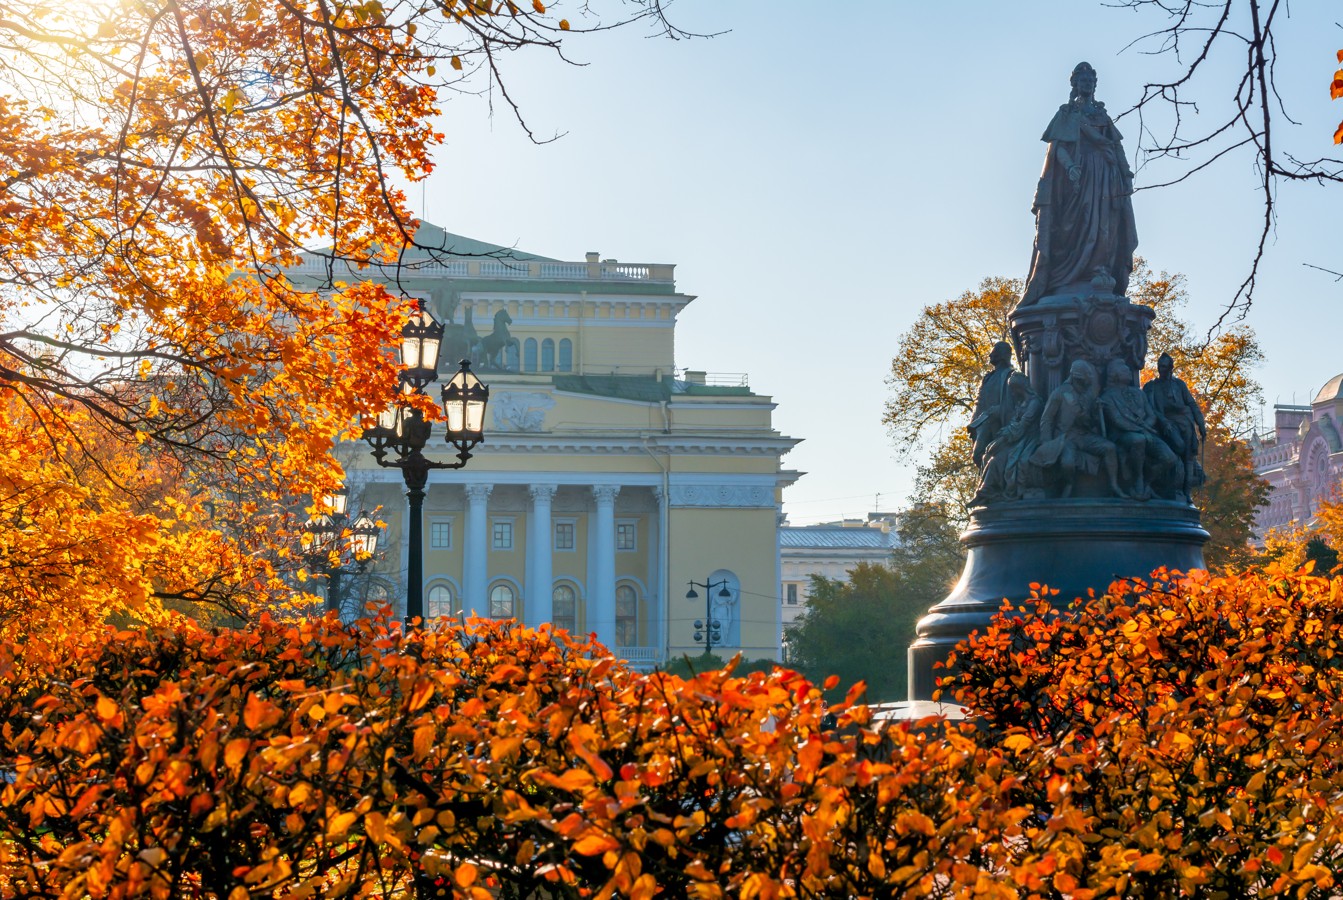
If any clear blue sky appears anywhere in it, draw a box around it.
[418,1,1340,525]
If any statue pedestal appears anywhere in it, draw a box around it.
[907,499,1208,701]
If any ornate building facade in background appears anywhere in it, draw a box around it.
[301,224,799,669]
[1250,374,1343,542]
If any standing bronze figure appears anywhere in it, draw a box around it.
[1020,61,1138,306]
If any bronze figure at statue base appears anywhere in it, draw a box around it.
[905,62,1210,703]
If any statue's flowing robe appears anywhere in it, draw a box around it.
[1020,101,1138,306]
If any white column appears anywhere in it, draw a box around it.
[526,484,557,628]
[653,485,667,657]
[463,484,492,614]
[589,484,620,649]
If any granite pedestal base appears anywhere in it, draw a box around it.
[907,499,1208,702]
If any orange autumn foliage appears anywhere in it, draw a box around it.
[7,565,1343,898]
[0,614,1022,899]
[943,564,1343,898]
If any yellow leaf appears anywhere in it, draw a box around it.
[451,56,463,71]
[558,18,569,30]
[1135,853,1163,873]
[327,811,357,839]
[1003,733,1033,754]
[455,863,477,888]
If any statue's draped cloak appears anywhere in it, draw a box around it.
[1021,101,1138,306]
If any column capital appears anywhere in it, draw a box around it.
[528,484,558,503]
[591,484,620,506]
[465,483,494,502]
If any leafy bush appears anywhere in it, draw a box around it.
[6,565,1343,898]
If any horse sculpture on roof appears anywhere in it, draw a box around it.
[474,309,520,371]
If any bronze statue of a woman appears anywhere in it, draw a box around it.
[1019,62,1138,306]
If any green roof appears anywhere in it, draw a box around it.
[553,375,672,402]
[402,222,557,262]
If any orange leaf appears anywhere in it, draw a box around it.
[224,738,250,770]
[574,833,620,856]
[1335,121,1343,145]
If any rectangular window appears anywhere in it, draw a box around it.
[616,522,637,552]
[554,521,575,551]
[430,520,453,550]
[491,521,513,550]
[786,583,798,605]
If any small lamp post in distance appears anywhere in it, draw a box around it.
[686,577,732,654]
[361,301,489,623]
[301,486,381,615]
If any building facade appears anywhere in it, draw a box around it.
[1250,373,1343,541]
[311,226,799,668]
[779,515,900,631]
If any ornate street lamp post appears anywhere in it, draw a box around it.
[301,487,381,615]
[362,301,488,622]
[686,578,732,653]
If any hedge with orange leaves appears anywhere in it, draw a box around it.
[0,614,1025,899]
[942,564,1343,898]
[6,565,1343,899]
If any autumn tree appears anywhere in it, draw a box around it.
[0,0,684,629]
[786,503,963,702]
[884,262,1268,567]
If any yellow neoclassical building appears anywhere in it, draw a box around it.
[309,226,799,668]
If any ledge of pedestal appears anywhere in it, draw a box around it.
[907,498,1208,701]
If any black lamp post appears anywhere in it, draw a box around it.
[301,488,381,615]
[686,578,733,653]
[362,301,488,622]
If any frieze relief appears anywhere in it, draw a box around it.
[669,484,774,508]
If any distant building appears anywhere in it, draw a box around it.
[1250,373,1343,541]
[779,514,900,635]
[313,226,800,668]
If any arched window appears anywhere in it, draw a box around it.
[552,583,578,633]
[524,338,538,372]
[558,339,573,372]
[489,583,515,619]
[616,584,638,646]
[541,338,555,372]
[505,341,520,371]
[426,584,456,619]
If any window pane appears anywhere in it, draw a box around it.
[616,585,637,646]
[552,584,577,632]
[558,339,573,372]
[554,522,574,550]
[616,523,636,551]
[430,521,452,549]
[541,339,555,372]
[490,584,515,618]
[524,338,537,372]
[427,585,455,618]
[786,583,798,605]
[492,521,513,550]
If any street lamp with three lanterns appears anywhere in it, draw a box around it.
[301,486,382,615]
[686,578,733,653]
[361,300,489,622]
